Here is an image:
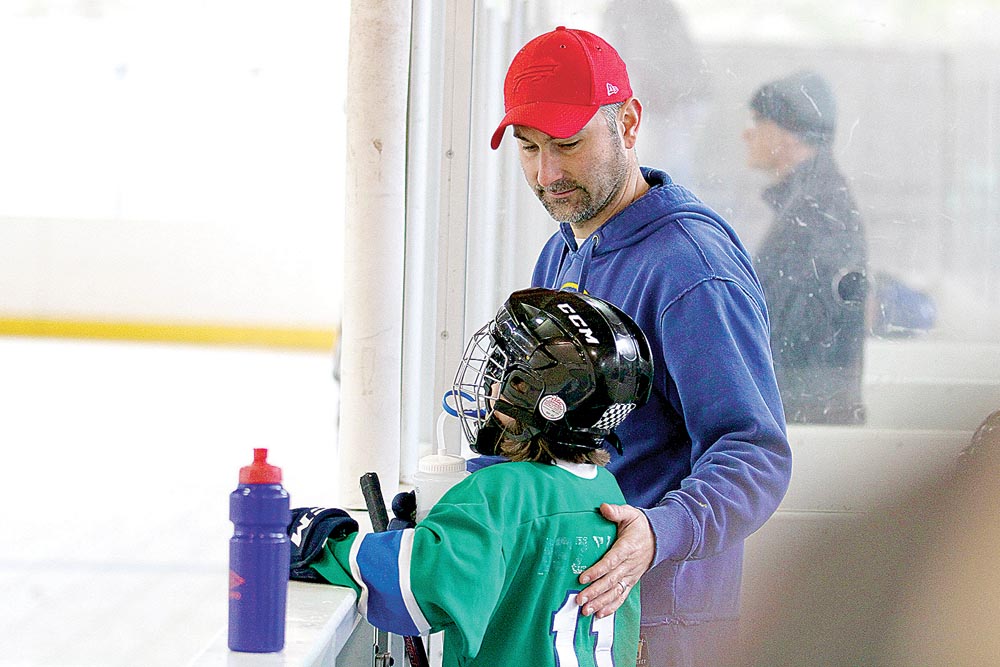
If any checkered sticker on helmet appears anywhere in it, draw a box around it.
[592,403,637,430]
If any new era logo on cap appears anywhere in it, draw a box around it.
[491,26,632,149]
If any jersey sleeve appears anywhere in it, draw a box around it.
[307,484,508,653]
[309,528,434,637]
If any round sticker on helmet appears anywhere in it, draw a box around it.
[538,395,567,421]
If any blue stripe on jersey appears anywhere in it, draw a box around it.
[353,530,425,636]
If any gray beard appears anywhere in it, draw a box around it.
[535,153,629,225]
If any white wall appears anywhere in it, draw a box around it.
[0,217,339,326]
[0,2,349,329]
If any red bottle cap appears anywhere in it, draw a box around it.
[239,448,283,484]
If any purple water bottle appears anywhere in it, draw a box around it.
[228,448,291,652]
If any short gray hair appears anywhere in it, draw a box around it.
[600,102,625,133]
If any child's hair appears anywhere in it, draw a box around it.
[497,421,611,466]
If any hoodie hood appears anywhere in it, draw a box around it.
[552,168,749,294]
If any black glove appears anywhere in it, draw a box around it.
[388,490,417,530]
[287,507,358,582]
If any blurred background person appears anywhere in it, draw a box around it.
[743,70,869,425]
[733,407,1000,666]
[958,407,1000,465]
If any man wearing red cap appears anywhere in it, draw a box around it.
[491,27,792,666]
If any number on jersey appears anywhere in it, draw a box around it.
[551,591,616,666]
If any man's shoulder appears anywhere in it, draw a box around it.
[617,196,750,271]
[626,175,735,237]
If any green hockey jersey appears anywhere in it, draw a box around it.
[311,460,640,666]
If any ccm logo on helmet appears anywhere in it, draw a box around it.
[556,302,599,344]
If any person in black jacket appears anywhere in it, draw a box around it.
[743,70,869,424]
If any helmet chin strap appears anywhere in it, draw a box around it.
[473,399,621,456]
[472,423,504,456]
[472,413,539,455]
[605,432,624,455]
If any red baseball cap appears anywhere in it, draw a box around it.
[490,26,632,150]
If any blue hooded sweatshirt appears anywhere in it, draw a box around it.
[532,168,792,626]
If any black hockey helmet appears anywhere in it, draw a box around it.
[452,288,653,455]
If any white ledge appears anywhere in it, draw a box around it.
[190,581,361,667]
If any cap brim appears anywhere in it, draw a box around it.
[490,102,601,150]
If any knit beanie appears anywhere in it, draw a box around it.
[750,70,836,145]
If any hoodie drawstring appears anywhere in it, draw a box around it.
[555,234,598,294]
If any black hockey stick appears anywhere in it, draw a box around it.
[360,472,431,667]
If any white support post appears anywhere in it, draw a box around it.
[431,1,476,452]
[337,0,412,508]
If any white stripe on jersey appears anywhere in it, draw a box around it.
[397,529,431,635]
[349,531,368,616]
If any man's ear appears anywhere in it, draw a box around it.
[621,97,642,149]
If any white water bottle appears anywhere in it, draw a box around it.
[414,411,469,522]
[414,451,468,523]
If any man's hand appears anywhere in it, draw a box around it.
[576,503,655,618]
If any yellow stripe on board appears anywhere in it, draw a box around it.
[0,318,338,351]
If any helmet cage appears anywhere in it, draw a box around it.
[453,320,509,448]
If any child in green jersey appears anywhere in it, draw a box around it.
[296,288,652,666]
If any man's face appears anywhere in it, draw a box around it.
[742,113,800,173]
[513,110,629,225]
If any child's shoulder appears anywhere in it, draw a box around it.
[455,460,565,499]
